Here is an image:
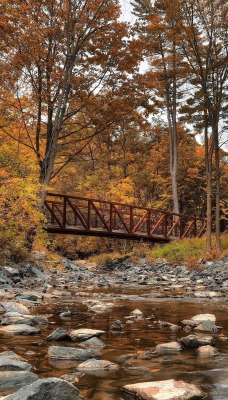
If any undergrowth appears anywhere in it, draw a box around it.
[145,234,228,265]
[87,234,228,266]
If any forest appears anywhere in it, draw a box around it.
[0,0,227,262]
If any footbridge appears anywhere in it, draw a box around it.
[44,193,206,242]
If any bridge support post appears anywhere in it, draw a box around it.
[63,196,67,229]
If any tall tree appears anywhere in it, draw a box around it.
[175,0,228,252]
[0,0,140,204]
[131,0,186,214]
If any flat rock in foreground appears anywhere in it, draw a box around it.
[0,324,40,336]
[69,328,105,342]
[2,378,83,400]
[123,379,204,400]
[48,346,100,360]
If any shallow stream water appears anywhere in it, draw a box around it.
[0,292,228,399]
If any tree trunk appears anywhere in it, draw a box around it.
[214,124,221,254]
[204,115,212,252]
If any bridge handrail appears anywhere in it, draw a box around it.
[46,192,207,222]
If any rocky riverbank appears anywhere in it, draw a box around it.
[0,253,227,399]
[0,253,227,299]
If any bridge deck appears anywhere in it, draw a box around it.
[44,193,206,242]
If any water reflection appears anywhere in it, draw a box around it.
[0,296,227,399]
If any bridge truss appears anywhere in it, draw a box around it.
[44,193,206,242]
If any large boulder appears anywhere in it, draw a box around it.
[48,346,100,360]
[2,377,83,399]
[123,379,204,400]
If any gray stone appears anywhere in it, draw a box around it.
[180,335,200,349]
[0,313,33,326]
[3,377,83,400]
[15,294,38,302]
[2,267,19,277]
[0,371,38,390]
[155,341,182,354]
[194,321,218,333]
[0,352,26,362]
[197,345,219,357]
[198,336,215,346]
[0,313,48,327]
[130,309,143,318]
[0,324,40,335]
[110,320,123,330]
[0,303,30,315]
[48,346,100,360]
[46,328,69,341]
[85,300,113,313]
[69,328,105,342]
[79,337,105,349]
[29,315,49,325]
[123,379,204,399]
[59,372,84,384]
[78,358,119,371]
[0,359,32,372]
[191,313,216,323]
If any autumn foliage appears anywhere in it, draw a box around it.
[0,0,227,261]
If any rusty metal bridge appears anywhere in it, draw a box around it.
[44,193,206,242]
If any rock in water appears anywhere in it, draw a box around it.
[0,358,33,372]
[48,346,100,360]
[2,377,83,399]
[0,371,38,390]
[191,314,216,323]
[69,328,105,342]
[123,379,204,399]
[0,352,26,362]
[194,321,218,333]
[0,324,40,335]
[110,320,123,330]
[0,303,30,315]
[155,341,182,354]
[79,337,106,349]
[46,328,69,341]
[197,345,219,357]
[78,358,119,371]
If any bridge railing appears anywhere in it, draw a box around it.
[44,193,207,240]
